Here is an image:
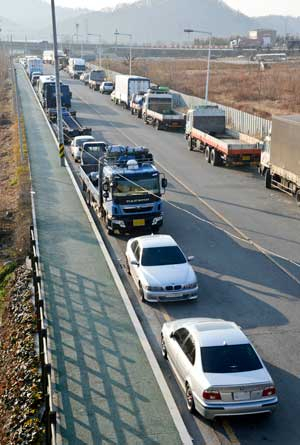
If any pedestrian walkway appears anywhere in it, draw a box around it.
[16,66,185,445]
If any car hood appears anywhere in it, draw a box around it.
[204,368,272,388]
[140,263,196,287]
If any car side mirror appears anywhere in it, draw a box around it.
[103,191,109,199]
[187,256,194,262]
[161,177,167,189]
[130,260,139,267]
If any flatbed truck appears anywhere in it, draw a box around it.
[185,106,262,166]
[80,145,167,235]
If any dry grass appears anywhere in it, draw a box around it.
[103,58,300,118]
[0,49,31,269]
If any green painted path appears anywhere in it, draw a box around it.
[16,66,184,445]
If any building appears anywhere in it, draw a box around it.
[248,29,277,48]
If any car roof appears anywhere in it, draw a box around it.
[74,135,95,142]
[169,318,249,347]
[134,234,178,248]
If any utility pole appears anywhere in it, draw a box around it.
[51,0,64,165]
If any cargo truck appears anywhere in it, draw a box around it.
[185,106,262,166]
[142,87,186,131]
[112,75,150,109]
[88,70,106,91]
[26,57,43,79]
[260,115,300,205]
[68,58,85,79]
[80,145,167,235]
[37,75,72,109]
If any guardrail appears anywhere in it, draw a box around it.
[30,226,56,445]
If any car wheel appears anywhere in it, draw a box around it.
[161,334,168,359]
[186,384,195,413]
[138,283,145,302]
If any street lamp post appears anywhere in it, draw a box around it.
[114,30,133,75]
[50,0,64,165]
[184,28,212,102]
[88,33,102,68]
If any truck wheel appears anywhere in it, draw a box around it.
[131,108,134,115]
[296,190,300,207]
[210,149,221,166]
[265,169,272,189]
[205,146,211,163]
[155,120,161,131]
[187,137,193,151]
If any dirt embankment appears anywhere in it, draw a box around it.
[104,58,300,119]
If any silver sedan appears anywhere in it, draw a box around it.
[161,318,278,419]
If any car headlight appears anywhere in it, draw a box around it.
[183,282,198,289]
[145,285,164,291]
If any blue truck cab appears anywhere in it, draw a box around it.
[81,145,167,235]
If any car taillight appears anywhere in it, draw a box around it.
[203,390,221,400]
[262,386,276,397]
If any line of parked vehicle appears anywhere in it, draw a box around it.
[21,59,279,422]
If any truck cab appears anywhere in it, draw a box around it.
[88,70,106,91]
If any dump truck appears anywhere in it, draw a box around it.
[260,115,300,205]
[112,75,150,109]
[185,106,262,166]
[142,87,185,131]
[80,145,167,235]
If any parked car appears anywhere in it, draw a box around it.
[80,72,90,86]
[70,135,95,162]
[161,318,278,419]
[125,235,198,303]
[100,81,114,94]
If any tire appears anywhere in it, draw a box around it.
[161,334,168,359]
[185,384,195,413]
[105,215,113,235]
[210,149,221,166]
[296,189,300,207]
[188,137,193,151]
[155,120,161,131]
[138,283,145,302]
[265,169,272,189]
[205,146,211,163]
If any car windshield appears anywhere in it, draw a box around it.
[201,344,263,373]
[90,71,105,80]
[77,139,93,147]
[104,82,113,87]
[141,246,186,266]
[113,176,160,197]
[75,65,85,71]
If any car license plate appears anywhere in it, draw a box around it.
[133,219,145,227]
[233,391,250,401]
[242,155,250,161]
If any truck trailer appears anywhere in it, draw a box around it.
[26,57,43,79]
[260,115,300,205]
[80,145,167,235]
[112,75,150,108]
[185,106,262,166]
[142,87,186,131]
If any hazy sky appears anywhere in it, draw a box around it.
[53,0,300,17]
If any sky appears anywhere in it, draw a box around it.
[53,0,300,17]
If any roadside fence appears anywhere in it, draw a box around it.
[30,226,56,445]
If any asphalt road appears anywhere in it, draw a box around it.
[57,69,300,445]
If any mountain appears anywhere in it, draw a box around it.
[254,15,300,35]
[46,0,253,42]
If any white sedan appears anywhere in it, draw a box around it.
[161,318,278,419]
[125,234,198,302]
[100,81,114,94]
[70,135,95,162]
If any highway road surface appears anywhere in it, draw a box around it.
[60,70,300,445]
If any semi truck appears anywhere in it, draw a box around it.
[112,75,150,109]
[68,58,85,79]
[185,106,262,166]
[80,145,167,235]
[26,57,43,79]
[142,87,186,131]
[88,70,106,91]
[37,75,72,109]
[260,115,300,205]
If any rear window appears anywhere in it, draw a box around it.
[201,344,263,373]
[141,246,186,266]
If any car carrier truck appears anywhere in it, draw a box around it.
[260,114,300,205]
[80,145,167,235]
[185,106,262,166]
[142,87,185,131]
[112,75,150,109]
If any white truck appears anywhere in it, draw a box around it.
[68,58,85,79]
[260,115,300,205]
[43,50,65,64]
[112,75,150,109]
[142,87,186,131]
